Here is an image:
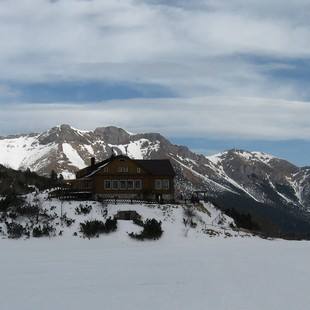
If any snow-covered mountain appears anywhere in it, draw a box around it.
[0,125,165,179]
[1,124,310,236]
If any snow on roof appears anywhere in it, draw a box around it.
[84,162,110,178]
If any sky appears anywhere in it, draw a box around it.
[0,0,310,166]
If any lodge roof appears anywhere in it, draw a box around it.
[134,159,175,176]
[76,154,175,179]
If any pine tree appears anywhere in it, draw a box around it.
[50,170,57,181]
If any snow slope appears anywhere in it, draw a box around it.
[0,237,309,310]
[62,143,86,168]
[0,135,56,170]
[0,192,309,310]
[0,192,240,239]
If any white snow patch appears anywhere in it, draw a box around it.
[61,170,76,179]
[0,135,56,170]
[83,144,94,155]
[62,143,86,168]
[206,152,226,165]
[109,139,160,159]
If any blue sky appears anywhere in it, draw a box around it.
[0,0,310,166]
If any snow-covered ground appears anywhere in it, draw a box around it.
[1,194,309,309]
[0,237,309,310]
[0,192,240,239]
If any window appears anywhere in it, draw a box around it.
[162,179,170,190]
[155,179,162,190]
[104,180,111,189]
[137,167,141,173]
[119,180,127,190]
[112,180,118,190]
[134,180,142,190]
[118,166,128,173]
[127,180,134,190]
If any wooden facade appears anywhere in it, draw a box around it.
[72,155,175,202]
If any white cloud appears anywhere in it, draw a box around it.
[1,96,310,140]
[0,0,309,100]
[0,0,310,143]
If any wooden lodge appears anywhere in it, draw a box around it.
[70,154,176,202]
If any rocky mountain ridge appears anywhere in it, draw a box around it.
[1,124,310,236]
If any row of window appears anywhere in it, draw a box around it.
[155,179,170,190]
[104,180,142,190]
[103,179,170,190]
[103,167,141,173]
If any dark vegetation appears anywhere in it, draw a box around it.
[15,205,40,216]
[0,191,58,239]
[208,192,310,239]
[0,192,24,212]
[132,217,144,227]
[32,224,55,238]
[129,218,163,240]
[0,166,67,239]
[5,222,25,239]
[183,206,198,228]
[80,217,117,238]
[0,165,60,196]
[75,204,92,215]
[225,208,260,231]
[275,183,297,201]
[61,214,75,227]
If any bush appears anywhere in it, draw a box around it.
[75,204,92,215]
[80,217,117,238]
[61,214,75,227]
[133,218,144,227]
[32,224,55,238]
[105,217,117,233]
[129,218,163,240]
[6,222,24,239]
[0,193,24,213]
[15,204,40,216]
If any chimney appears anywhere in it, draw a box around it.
[90,157,95,167]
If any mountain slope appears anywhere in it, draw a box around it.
[1,124,310,237]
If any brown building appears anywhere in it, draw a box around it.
[72,154,175,202]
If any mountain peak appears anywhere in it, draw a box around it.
[38,124,91,145]
[94,126,131,145]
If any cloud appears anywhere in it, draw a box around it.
[0,84,20,100]
[1,96,310,141]
[0,0,310,101]
[0,0,310,153]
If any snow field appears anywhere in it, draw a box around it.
[0,194,309,310]
[0,237,309,310]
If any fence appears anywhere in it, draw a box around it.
[48,189,93,201]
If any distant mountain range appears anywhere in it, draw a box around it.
[1,124,310,237]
